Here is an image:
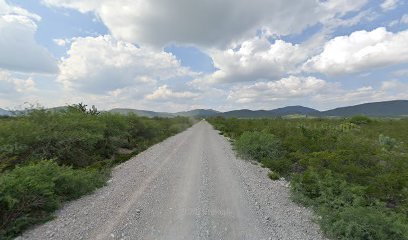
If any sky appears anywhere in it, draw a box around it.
[0,0,407,112]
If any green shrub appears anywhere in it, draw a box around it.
[320,207,408,240]
[0,160,107,239]
[261,157,292,175]
[349,115,372,125]
[268,171,280,180]
[234,131,284,162]
[379,134,398,151]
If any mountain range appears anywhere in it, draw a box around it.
[1,100,408,118]
[110,100,408,118]
[0,108,12,116]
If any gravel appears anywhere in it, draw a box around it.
[17,121,327,240]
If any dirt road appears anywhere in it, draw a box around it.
[18,121,325,240]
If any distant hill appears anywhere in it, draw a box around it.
[3,100,407,118]
[221,106,319,118]
[176,109,220,117]
[222,109,272,118]
[109,101,408,118]
[270,106,319,116]
[318,100,408,117]
[48,106,68,112]
[0,108,12,116]
[109,108,174,118]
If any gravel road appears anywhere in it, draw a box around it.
[18,121,326,240]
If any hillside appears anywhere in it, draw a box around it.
[0,108,12,116]
[319,100,408,117]
[221,106,319,118]
[270,106,319,116]
[222,109,273,118]
[176,109,220,117]
[109,108,175,118]
[3,100,408,118]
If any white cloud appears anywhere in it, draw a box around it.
[313,86,381,107]
[393,69,408,77]
[225,75,408,110]
[145,85,199,101]
[304,27,408,75]
[388,19,399,27]
[204,37,308,83]
[227,76,327,104]
[0,70,36,94]
[311,80,408,109]
[381,0,399,11]
[0,0,41,21]
[0,0,57,73]
[58,35,195,94]
[388,14,408,27]
[43,0,367,48]
[53,38,68,46]
[401,14,408,24]
[380,80,408,92]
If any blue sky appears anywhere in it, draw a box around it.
[0,0,407,111]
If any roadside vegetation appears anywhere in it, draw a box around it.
[208,116,408,240]
[0,104,193,239]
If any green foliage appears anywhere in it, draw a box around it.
[0,105,194,238]
[320,207,408,240]
[0,108,193,170]
[67,103,100,115]
[349,115,372,125]
[268,171,280,180]
[208,116,408,240]
[379,134,398,151]
[0,160,107,239]
[234,131,284,162]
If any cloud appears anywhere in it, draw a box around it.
[227,76,327,104]
[58,35,195,94]
[43,0,367,48]
[393,69,408,77]
[0,0,41,21]
[145,85,199,101]
[311,80,408,109]
[380,0,399,11]
[380,79,408,93]
[401,14,408,24]
[206,37,308,83]
[304,27,408,75]
[226,76,408,110]
[0,70,36,95]
[0,0,58,73]
[53,38,68,46]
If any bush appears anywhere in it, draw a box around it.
[379,134,398,151]
[349,115,372,125]
[0,108,193,169]
[320,207,408,240]
[268,171,280,180]
[261,157,292,175]
[234,131,284,162]
[0,160,107,239]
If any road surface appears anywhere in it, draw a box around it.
[18,121,325,240]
